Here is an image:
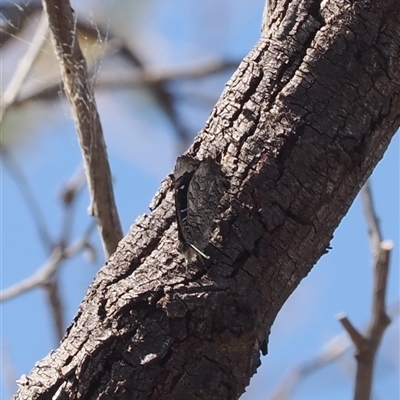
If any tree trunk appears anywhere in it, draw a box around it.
[14,0,400,399]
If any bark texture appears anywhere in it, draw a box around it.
[14,0,400,399]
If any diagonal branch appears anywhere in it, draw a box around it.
[0,229,95,303]
[41,0,122,258]
[0,11,48,124]
[13,57,238,113]
[1,148,52,250]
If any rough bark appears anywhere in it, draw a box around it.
[14,0,400,399]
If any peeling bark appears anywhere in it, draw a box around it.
[13,0,400,399]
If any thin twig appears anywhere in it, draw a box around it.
[14,58,237,106]
[337,314,366,352]
[0,228,95,302]
[266,303,399,400]
[41,0,122,258]
[361,180,382,255]
[99,58,239,86]
[1,11,48,123]
[267,180,395,400]
[43,277,65,342]
[1,148,52,250]
[44,167,87,341]
[338,180,392,400]
[59,166,86,245]
[3,9,236,148]
[1,345,19,399]
[1,164,93,342]
[66,17,193,145]
[267,334,349,400]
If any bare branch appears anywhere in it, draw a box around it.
[0,230,94,302]
[268,179,396,400]
[41,0,122,258]
[1,148,52,250]
[100,58,239,87]
[267,303,399,400]
[1,164,91,341]
[1,345,19,399]
[14,58,237,107]
[0,11,48,123]
[59,166,86,245]
[267,334,349,400]
[59,166,86,207]
[360,181,382,254]
[75,17,194,147]
[337,181,393,400]
[2,5,236,149]
[337,314,366,352]
[43,277,65,342]
[371,241,392,326]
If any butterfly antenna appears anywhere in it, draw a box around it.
[188,243,210,259]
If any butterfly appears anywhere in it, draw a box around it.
[173,155,225,261]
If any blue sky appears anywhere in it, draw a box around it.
[1,1,399,399]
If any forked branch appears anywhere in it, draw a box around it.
[338,181,392,400]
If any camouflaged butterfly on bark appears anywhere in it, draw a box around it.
[173,155,226,261]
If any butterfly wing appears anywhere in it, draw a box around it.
[174,156,200,255]
[174,155,226,260]
[185,158,225,258]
